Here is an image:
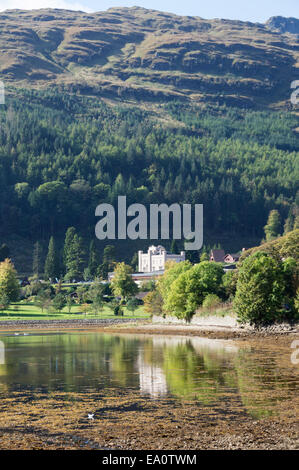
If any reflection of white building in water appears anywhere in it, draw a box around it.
[136,336,239,399]
[137,352,168,398]
[138,245,185,273]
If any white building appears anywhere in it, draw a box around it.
[138,245,185,273]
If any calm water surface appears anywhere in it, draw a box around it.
[0,331,298,419]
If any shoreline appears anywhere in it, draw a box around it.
[0,332,298,450]
[96,322,299,340]
[0,318,141,331]
[0,388,298,450]
[0,318,298,340]
[0,320,298,450]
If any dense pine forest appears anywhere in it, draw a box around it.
[0,88,298,271]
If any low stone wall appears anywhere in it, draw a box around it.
[0,318,142,329]
[152,314,239,328]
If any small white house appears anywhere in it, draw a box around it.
[138,245,185,273]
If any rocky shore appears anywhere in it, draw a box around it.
[97,321,299,341]
[0,318,141,331]
[0,383,297,450]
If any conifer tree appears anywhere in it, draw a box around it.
[103,245,116,268]
[88,240,99,278]
[44,236,60,281]
[264,210,281,241]
[33,241,42,278]
[284,216,294,235]
[65,234,85,281]
[63,227,76,272]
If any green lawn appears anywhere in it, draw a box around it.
[0,301,149,321]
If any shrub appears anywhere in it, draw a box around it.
[202,294,222,310]
[0,293,10,312]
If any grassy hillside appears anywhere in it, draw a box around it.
[0,8,298,109]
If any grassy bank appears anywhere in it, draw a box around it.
[0,301,149,321]
[194,303,234,318]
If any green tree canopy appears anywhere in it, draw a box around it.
[44,236,60,281]
[0,259,20,302]
[88,240,99,278]
[64,232,85,281]
[88,278,106,315]
[264,210,281,242]
[51,292,67,313]
[164,261,224,321]
[126,297,139,315]
[111,262,138,302]
[63,227,76,270]
[234,251,287,325]
[157,260,192,303]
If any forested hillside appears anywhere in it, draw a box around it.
[0,87,298,271]
[0,8,298,272]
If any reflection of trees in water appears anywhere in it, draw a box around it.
[0,334,297,420]
[160,341,238,404]
[233,349,298,419]
[0,334,140,392]
[108,336,140,387]
[139,337,298,419]
[138,336,241,402]
[0,361,8,393]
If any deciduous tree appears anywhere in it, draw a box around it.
[111,263,138,302]
[0,259,20,302]
[164,261,224,322]
[234,251,286,325]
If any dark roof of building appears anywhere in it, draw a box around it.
[210,249,225,262]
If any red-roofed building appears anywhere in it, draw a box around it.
[223,253,240,263]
